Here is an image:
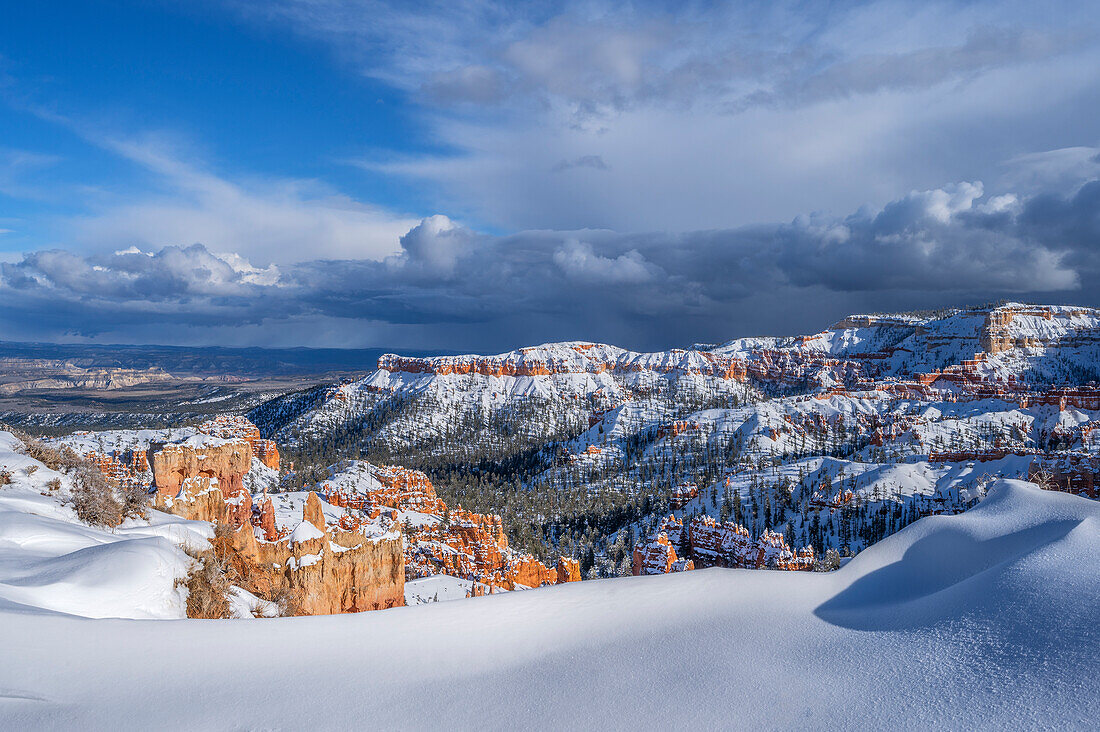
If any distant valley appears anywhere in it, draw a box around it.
[0,342,447,432]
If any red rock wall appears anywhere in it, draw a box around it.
[151,438,253,503]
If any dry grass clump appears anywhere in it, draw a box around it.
[180,545,233,619]
[180,522,298,618]
[3,426,83,472]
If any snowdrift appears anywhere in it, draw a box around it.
[1,478,1096,729]
[0,433,210,619]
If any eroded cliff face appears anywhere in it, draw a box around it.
[153,440,578,614]
[152,437,253,502]
[378,346,749,380]
[232,494,405,615]
[199,415,280,470]
[320,461,580,591]
[632,514,813,575]
[632,531,693,576]
[154,438,404,615]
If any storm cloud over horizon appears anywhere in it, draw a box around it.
[3,168,1100,353]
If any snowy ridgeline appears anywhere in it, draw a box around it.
[1,426,1098,730]
[244,304,1100,582]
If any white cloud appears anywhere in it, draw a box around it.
[552,240,659,284]
[4,177,1094,349]
[65,136,417,263]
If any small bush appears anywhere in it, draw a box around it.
[4,428,81,472]
[24,464,38,475]
[208,522,296,617]
[46,477,62,492]
[70,466,122,527]
[119,481,150,520]
[0,469,11,487]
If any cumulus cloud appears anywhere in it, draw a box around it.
[393,214,471,276]
[2,176,1097,349]
[552,240,660,284]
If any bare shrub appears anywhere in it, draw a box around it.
[0,469,11,487]
[180,546,232,619]
[46,477,62,493]
[0,425,151,525]
[208,522,296,617]
[4,428,80,473]
[1031,466,1055,491]
[69,466,122,527]
[119,481,150,520]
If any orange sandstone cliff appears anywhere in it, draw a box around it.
[320,461,581,591]
[153,439,404,615]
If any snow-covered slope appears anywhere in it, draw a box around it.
[1,481,1096,729]
[716,302,1100,381]
[254,342,762,453]
[0,432,211,619]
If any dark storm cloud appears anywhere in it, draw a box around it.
[3,178,1097,350]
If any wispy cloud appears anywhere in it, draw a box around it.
[0,112,419,263]
[553,155,610,173]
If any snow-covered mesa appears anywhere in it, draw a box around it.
[1,426,1097,729]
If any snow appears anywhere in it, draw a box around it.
[404,574,489,605]
[50,427,199,456]
[0,479,1096,728]
[287,520,324,544]
[0,433,210,620]
[286,552,322,570]
[226,586,279,619]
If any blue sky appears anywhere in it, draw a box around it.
[0,1,438,257]
[2,1,1100,350]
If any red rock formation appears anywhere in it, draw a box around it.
[199,415,280,470]
[1029,455,1100,499]
[323,462,578,592]
[634,514,813,574]
[254,496,280,542]
[152,431,402,615]
[687,516,814,570]
[671,483,698,508]
[556,557,581,583]
[632,532,693,575]
[304,491,326,530]
[505,555,558,589]
[83,451,145,492]
[152,438,253,503]
[229,500,405,614]
[378,348,750,381]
